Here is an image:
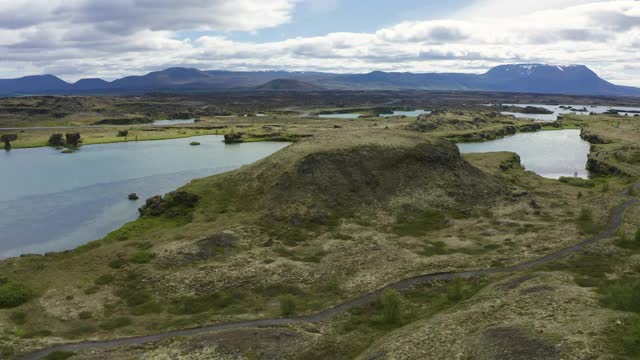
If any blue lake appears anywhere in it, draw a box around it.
[458,129,591,179]
[499,103,640,121]
[319,110,430,119]
[152,119,195,125]
[0,136,289,258]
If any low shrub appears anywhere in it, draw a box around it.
[99,317,132,330]
[78,311,92,320]
[393,208,449,236]
[576,207,601,235]
[9,311,27,324]
[378,289,402,325]
[168,292,234,315]
[559,177,596,187]
[0,280,33,308]
[94,274,114,285]
[280,295,297,316]
[129,251,155,264]
[599,277,640,312]
[108,258,128,269]
[42,351,76,360]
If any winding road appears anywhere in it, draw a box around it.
[21,183,640,360]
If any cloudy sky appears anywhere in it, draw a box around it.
[0,0,639,85]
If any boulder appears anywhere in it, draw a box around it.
[65,133,81,147]
[194,232,237,259]
[224,133,243,144]
[48,134,65,147]
[128,193,139,200]
[1,134,17,150]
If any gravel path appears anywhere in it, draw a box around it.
[20,183,640,360]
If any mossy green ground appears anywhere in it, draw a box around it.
[1,110,639,359]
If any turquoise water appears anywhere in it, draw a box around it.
[0,136,289,258]
[319,109,430,119]
[499,104,640,121]
[318,113,363,119]
[457,129,590,179]
[152,119,195,125]
[380,110,431,117]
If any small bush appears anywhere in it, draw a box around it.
[379,289,402,325]
[129,250,155,264]
[394,208,449,236]
[280,295,297,316]
[108,258,128,269]
[168,293,233,315]
[78,311,92,320]
[622,319,640,356]
[599,278,640,312]
[42,351,76,360]
[114,284,151,307]
[9,311,27,324]
[94,274,114,286]
[99,317,132,330]
[446,277,473,303]
[0,345,14,356]
[577,207,601,234]
[0,281,33,308]
[130,301,164,316]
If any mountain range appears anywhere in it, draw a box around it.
[1,64,638,97]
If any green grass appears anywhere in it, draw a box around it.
[99,317,132,330]
[393,208,450,236]
[167,292,237,315]
[559,177,596,187]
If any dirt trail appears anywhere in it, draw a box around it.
[20,183,640,360]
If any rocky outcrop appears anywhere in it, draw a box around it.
[1,133,17,150]
[128,193,139,200]
[224,133,244,144]
[580,129,610,144]
[48,134,65,147]
[138,191,199,217]
[586,155,626,177]
[500,153,524,171]
[65,133,81,147]
[516,123,542,132]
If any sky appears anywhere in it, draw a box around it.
[0,0,639,85]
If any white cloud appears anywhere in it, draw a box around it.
[0,0,639,86]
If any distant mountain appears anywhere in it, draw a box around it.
[0,64,638,97]
[254,79,326,91]
[73,78,112,91]
[0,75,70,94]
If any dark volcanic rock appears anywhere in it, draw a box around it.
[48,133,65,147]
[138,191,199,217]
[128,193,139,200]
[580,129,610,144]
[1,133,17,150]
[224,133,244,144]
[194,232,237,259]
[65,132,81,147]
